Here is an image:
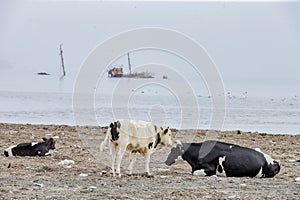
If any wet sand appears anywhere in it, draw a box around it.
[1,123,300,199]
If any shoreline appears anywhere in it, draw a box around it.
[1,122,299,136]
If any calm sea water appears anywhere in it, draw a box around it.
[0,91,299,134]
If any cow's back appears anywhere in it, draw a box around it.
[222,145,266,177]
[117,119,157,145]
[12,145,37,156]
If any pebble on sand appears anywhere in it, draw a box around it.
[58,159,75,165]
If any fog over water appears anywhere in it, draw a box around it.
[0,1,299,133]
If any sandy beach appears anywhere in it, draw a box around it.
[1,123,300,199]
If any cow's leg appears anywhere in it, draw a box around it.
[109,143,117,177]
[193,163,216,176]
[127,153,137,175]
[115,146,126,178]
[144,152,153,177]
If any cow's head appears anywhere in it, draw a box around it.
[43,138,56,150]
[159,126,172,146]
[264,160,281,178]
[165,144,184,166]
[109,121,121,141]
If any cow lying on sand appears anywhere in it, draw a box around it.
[4,138,56,157]
[100,119,173,177]
[165,140,280,178]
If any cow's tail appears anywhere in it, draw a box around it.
[100,129,110,152]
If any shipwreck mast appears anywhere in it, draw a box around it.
[59,44,66,77]
[127,52,132,75]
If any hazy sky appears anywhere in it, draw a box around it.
[0,1,299,98]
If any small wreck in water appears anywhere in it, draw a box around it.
[108,53,154,78]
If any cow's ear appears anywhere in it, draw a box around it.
[109,123,114,128]
[164,128,169,134]
[116,121,121,128]
[176,144,183,151]
[42,138,47,141]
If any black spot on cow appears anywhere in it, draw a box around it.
[154,133,161,148]
[164,128,169,134]
[148,142,153,149]
[154,125,157,132]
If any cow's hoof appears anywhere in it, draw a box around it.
[143,172,154,178]
[126,169,133,176]
[193,170,206,176]
[115,173,122,178]
[110,171,116,177]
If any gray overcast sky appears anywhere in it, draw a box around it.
[0,1,299,97]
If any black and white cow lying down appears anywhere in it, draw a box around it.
[100,119,173,177]
[165,140,280,178]
[4,138,56,157]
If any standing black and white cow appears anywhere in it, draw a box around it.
[100,119,173,177]
[4,138,56,157]
[165,140,280,178]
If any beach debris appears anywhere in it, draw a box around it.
[100,170,107,176]
[73,144,82,148]
[9,130,18,135]
[268,139,276,144]
[58,159,75,165]
[79,173,88,177]
[290,160,300,167]
[89,186,97,189]
[228,195,236,199]
[295,177,300,182]
[211,175,218,179]
[33,183,45,187]
[240,183,247,187]
[46,132,60,139]
[157,168,170,172]
[160,175,168,179]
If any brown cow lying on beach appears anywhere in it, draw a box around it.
[100,119,173,177]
